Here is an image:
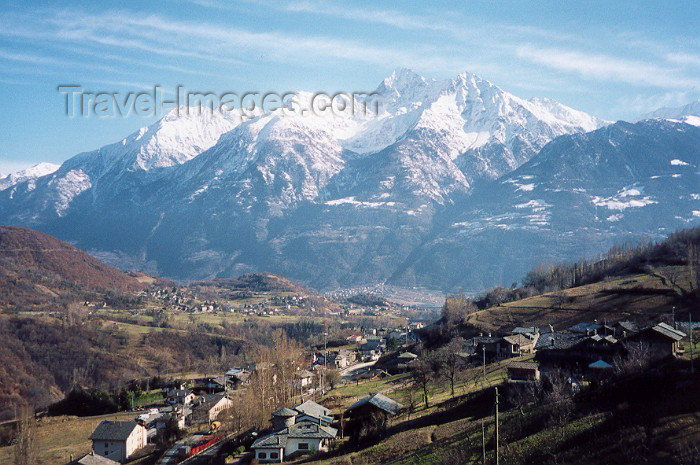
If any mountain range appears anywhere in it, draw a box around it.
[1,69,698,292]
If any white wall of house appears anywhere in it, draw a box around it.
[285,437,326,456]
[93,440,126,463]
[208,398,233,421]
[93,425,146,464]
[255,447,283,463]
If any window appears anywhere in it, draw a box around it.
[259,452,267,459]
[298,443,309,450]
[270,452,279,459]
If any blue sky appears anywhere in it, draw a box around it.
[1,0,699,175]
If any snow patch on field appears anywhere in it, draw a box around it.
[516,183,536,192]
[591,185,657,211]
[325,196,396,208]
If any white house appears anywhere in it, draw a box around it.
[191,393,234,424]
[296,370,315,389]
[89,421,147,463]
[251,420,337,463]
[166,388,195,405]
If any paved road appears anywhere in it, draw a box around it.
[340,361,376,383]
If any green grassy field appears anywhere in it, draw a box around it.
[467,267,693,333]
[0,412,136,465]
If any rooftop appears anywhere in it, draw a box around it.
[535,332,587,350]
[252,420,338,448]
[512,326,538,335]
[590,334,618,343]
[616,321,639,333]
[346,393,403,416]
[503,334,534,346]
[568,322,602,334]
[89,421,141,441]
[508,361,539,370]
[271,408,298,417]
[589,359,613,369]
[294,400,331,418]
[71,453,120,465]
[649,322,686,341]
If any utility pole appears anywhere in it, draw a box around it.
[481,417,486,465]
[495,387,500,465]
[672,306,676,329]
[323,331,328,393]
[482,345,486,382]
[690,312,694,375]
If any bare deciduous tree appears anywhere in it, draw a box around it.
[542,369,575,429]
[326,369,341,390]
[412,353,435,409]
[435,337,466,399]
[614,341,652,375]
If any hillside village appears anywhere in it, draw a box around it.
[49,313,696,465]
[1,227,699,465]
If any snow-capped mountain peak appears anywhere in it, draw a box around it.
[0,162,60,191]
[0,69,618,284]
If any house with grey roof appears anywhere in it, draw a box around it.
[251,420,338,463]
[627,322,686,361]
[69,452,120,465]
[507,361,541,382]
[190,393,234,424]
[345,392,403,418]
[89,421,147,463]
[534,332,588,365]
[165,388,195,406]
[344,393,403,442]
[512,326,539,336]
[295,369,315,389]
[294,400,331,418]
[568,321,602,335]
[503,333,539,356]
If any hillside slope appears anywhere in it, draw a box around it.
[0,226,147,309]
[393,119,700,291]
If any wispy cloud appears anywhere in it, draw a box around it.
[665,52,700,67]
[613,91,695,120]
[516,45,700,89]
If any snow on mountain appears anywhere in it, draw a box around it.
[391,119,700,291]
[4,107,244,220]
[64,106,243,176]
[640,99,700,124]
[0,162,59,191]
[0,68,616,288]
